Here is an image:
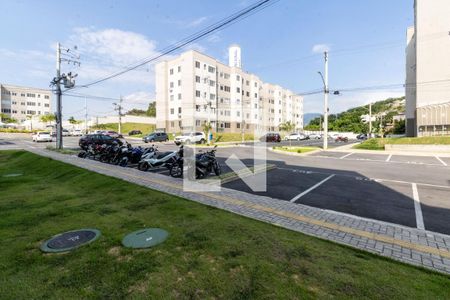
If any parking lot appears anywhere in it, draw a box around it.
[3,134,450,236]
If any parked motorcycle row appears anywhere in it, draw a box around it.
[77,141,221,179]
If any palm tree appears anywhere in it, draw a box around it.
[279,121,296,146]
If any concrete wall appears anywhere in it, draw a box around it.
[92,115,156,125]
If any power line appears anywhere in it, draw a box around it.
[67,0,278,91]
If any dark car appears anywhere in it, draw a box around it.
[143,132,169,143]
[79,134,123,150]
[128,130,142,136]
[260,132,281,143]
[356,133,368,140]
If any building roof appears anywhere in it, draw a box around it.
[0,83,52,93]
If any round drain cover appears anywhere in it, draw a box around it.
[122,228,168,249]
[3,173,23,177]
[40,229,101,253]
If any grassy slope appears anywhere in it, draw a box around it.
[92,123,156,135]
[1,151,449,298]
[354,137,450,150]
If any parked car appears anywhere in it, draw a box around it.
[307,133,322,139]
[71,129,83,136]
[79,134,123,150]
[143,132,169,143]
[260,132,281,143]
[356,133,368,140]
[104,131,123,138]
[32,131,53,142]
[62,129,70,136]
[284,132,307,141]
[174,132,206,145]
[128,130,142,136]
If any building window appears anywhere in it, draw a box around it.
[209,80,215,87]
[246,91,249,97]
[224,86,230,92]
[178,66,181,72]
[44,104,49,107]
[178,93,181,100]
[178,107,182,114]
[254,93,258,98]
[237,123,240,129]
[169,69,173,75]
[246,80,249,86]
[170,82,174,88]
[254,82,258,87]
[37,94,41,98]
[26,102,36,106]
[26,93,36,98]
[225,122,231,128]
[170,95,174,101]
[220,85,224,91]
[236,99,240,105]
[195,61,200,68]
[12,101,17,105]
[236,75,240,81]
[210,94,215,100]
[254,103,258,108]
[237,111,240,117]
[21,93,25,97]
[224,73,230,79]
[196,90,201,97]
[195,76,200,83]
[196,120,201,126]
[26,110,36,115]
[178,80,181,86]
[44,95,49,99]
[236,87,240,93]
[170,108,174,114]
[208,66,215,73]
[12,92,17,96]
[255,114,258,119]
[219,72,223,78]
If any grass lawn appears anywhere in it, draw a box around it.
[1,151,449,298]
[273,146,319,154]
[354,136,450,150]
[92,123,156,136]
[214,132,254,143]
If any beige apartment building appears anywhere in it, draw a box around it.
[405,0,450,136]
[0,83,52,123]
[155,46,303,134]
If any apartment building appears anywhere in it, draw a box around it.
[405,0,450,136]
[0,83,52,123]
[155,46,303,134]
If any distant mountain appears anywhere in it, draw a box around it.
[305,96,405,133]
[303,113,321,125]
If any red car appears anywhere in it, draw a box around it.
[260,132,281,143]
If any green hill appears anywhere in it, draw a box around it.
[305,97,405,134]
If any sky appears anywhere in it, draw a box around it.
[0,0,414,120]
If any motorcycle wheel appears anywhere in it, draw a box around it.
[77,151,86,158]
[119,158,128,167]
[169,164,183,178]
[213,161,221,176]
[138,162,149,171]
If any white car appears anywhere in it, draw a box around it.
[62,129,70,136]
[308,133,322,139]
[71,129,83,136]
[174,132,206,145]
[32,131,53,142]
[284,133,306,141]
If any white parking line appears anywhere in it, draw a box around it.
[435,156,448,166]
[290,174,335,203]
[339,152,354,159]
[386,154,393,162]
[412,183,425,230]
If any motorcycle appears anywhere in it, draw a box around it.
[119,145,156,167]
[137,146,179,171]
[169,145,221,179]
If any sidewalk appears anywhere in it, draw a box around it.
[16,146,449,275]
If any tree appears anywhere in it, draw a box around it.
[68,116,82,124]
[40,114,56,123]
[126,109,147,116]
[0,113,17,124]
[202,121,212,144]
[393,119,406,134]
[146,102,156,117]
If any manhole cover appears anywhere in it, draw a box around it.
[122,228,168,249]
[40,229,101,253]
[3,173,23,177]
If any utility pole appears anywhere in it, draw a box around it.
[55,42,62,149]
[369,102,372,138]
[319,51,329,150]
[114,97,123,134]
[84,96,88,134]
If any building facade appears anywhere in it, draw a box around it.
[405,0,450,136]
[156,47,303,134]
[0,83,52,123]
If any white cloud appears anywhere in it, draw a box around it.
[123,91,154,109]
[207,34,221,43]
[312,44,330,54]
[188,16,208,28]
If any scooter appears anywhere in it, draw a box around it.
[169,145,221,179]
[137,146,179,171]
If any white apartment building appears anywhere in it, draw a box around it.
[405,0,450,136]
[0,83,52,123]
[156,46,303,134]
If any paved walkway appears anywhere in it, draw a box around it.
[6,146,450,274]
